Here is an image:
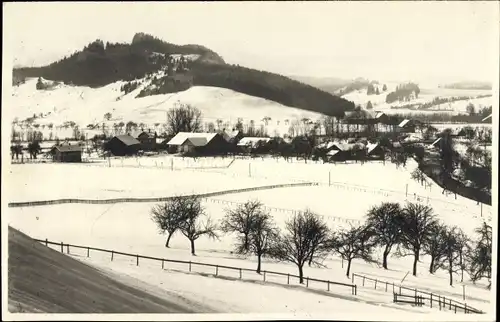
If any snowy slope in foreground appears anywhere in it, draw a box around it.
[10,78,323,134]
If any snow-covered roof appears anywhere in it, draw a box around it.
[366,142,380,155]
[482,114,492,122]
[332,142,355,151]
[237,137,271,147]
[221,129,241,142]
[326,150,340,156]
[52,145,83,153]
[186,137,209,147]
[114,135,141,146]
[167,132,218,146]
[398,119,411,128]
[430,137,442,147]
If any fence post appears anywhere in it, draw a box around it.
[327,281,330,291]
[60,242,63,253]
[111,251,114,261]
[189,261,192,272]
[263,271,266,282]
[306,277,309,287]
[392,282,395,293]
[355,285,357,295]
[385,282,388,292]
[239,268,242,279]
[87,247,89,257]
[161,259,164,269]
[363,276,365,286]
[438,295,441,310]
[449,299,451,310]
[287,274,290,285]
[399,286,401,295]
[464,303,467,314]
[351,273,354,283]
[430,294,433,308]
[66,244,69,254]
[374,279,377,290]
[454,304,457,313]
[45,238,48,246]
[136,254,139,266]
[215,266,218,276]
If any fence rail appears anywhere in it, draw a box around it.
[352,273,483,314]
[8,182,317,208]
[34,239,357,296]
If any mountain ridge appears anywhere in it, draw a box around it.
[13,33,355,117]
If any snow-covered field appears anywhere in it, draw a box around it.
[5,161,299,202]
[7,155,494,315]
[8,197,492,315]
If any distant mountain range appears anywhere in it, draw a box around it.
[438,81,492,90]
[12,33,354,117]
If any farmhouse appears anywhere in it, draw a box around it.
[50,145,82,163]
[105,135,141,156]
[167,132,231,155]
[136,131,157,151]
[237,137,272,154]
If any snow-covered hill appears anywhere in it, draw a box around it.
[10,77,323,139]
[339,81,492,115]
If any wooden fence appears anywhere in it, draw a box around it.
[36,239,357,296]
[8,182,318,208]
[352,273,483,314]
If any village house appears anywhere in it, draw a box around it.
[237,137,272,154]
[50,145,83,163]
[105,135,141,156]
[167,132,232,155]
[135,130,157,151]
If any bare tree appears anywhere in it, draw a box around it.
[248,209,279,273]
[398,202,438,276]
[440,226,466,286]
[150,197,188,248]
[305,211,331,267]
[270,211,329,284]
[365,202,404,269]
[221,200,264,253]
[167,103,203,135]
[422,221,448,274]
[468,222,492,288]
[178,196,218,255]
[330,224,377,277]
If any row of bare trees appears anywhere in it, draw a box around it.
[151,197,491,287]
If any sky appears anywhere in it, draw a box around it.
[3,2,499,84]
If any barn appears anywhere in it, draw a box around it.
[51,145,82,163]
[105,135,141,156]
[167,132,231,155]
